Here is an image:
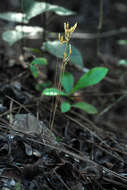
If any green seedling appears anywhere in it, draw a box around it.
[42,22,108,114]
[29,57,52,91]
[29,57,47,78]
[42,67,108,114]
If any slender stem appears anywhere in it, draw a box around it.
[96,0,103,56]
[50,43,68,130]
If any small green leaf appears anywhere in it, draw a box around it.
[61,102,71,112]
[117,40,127,45]
[56,136,62,142]
[43,41,83,68]
[118,59,127,66]
[42,88,66,96]
[31,57,47,66]
[72,67,108,92]
[0,12,28,23]
[72,102,98,114]
[30,65,38,78]
[24,57,47,79]
[61,72,74,93]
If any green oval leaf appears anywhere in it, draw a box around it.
[72,102,98,114]
[0,12,28,23]
[2,30,25,46]
[42,88,66,96]
[61,102,71,113]
[30,65,38,78]
[117,39,127,45]
[43,41,83,68]
[118,59,127,66]
[25,2,75,20]
[61,72,74,93]
[30,57,47,78]
[72,67,108,92]
[2,26,43,45]
[31,57,47,66]
[22,0,35,13]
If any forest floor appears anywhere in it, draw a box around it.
[0,1,127,190]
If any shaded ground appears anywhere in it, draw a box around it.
[0,0,127,190]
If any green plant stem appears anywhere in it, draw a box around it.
[50,43,68,130]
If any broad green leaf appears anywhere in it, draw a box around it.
[2,30,25,46]
[72,67,108,92]
[31,58,47,66]
[42,88,66,96]
[61,72,74,93]
[43,41,83,68]
[117,40,127,45]
[24,2,75,20]
[61,102,71,112]
[22,0,35,13]
[0,12,28,23]
[2,26,43,45]
[72,102,98,114]
[30,65,38,78]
